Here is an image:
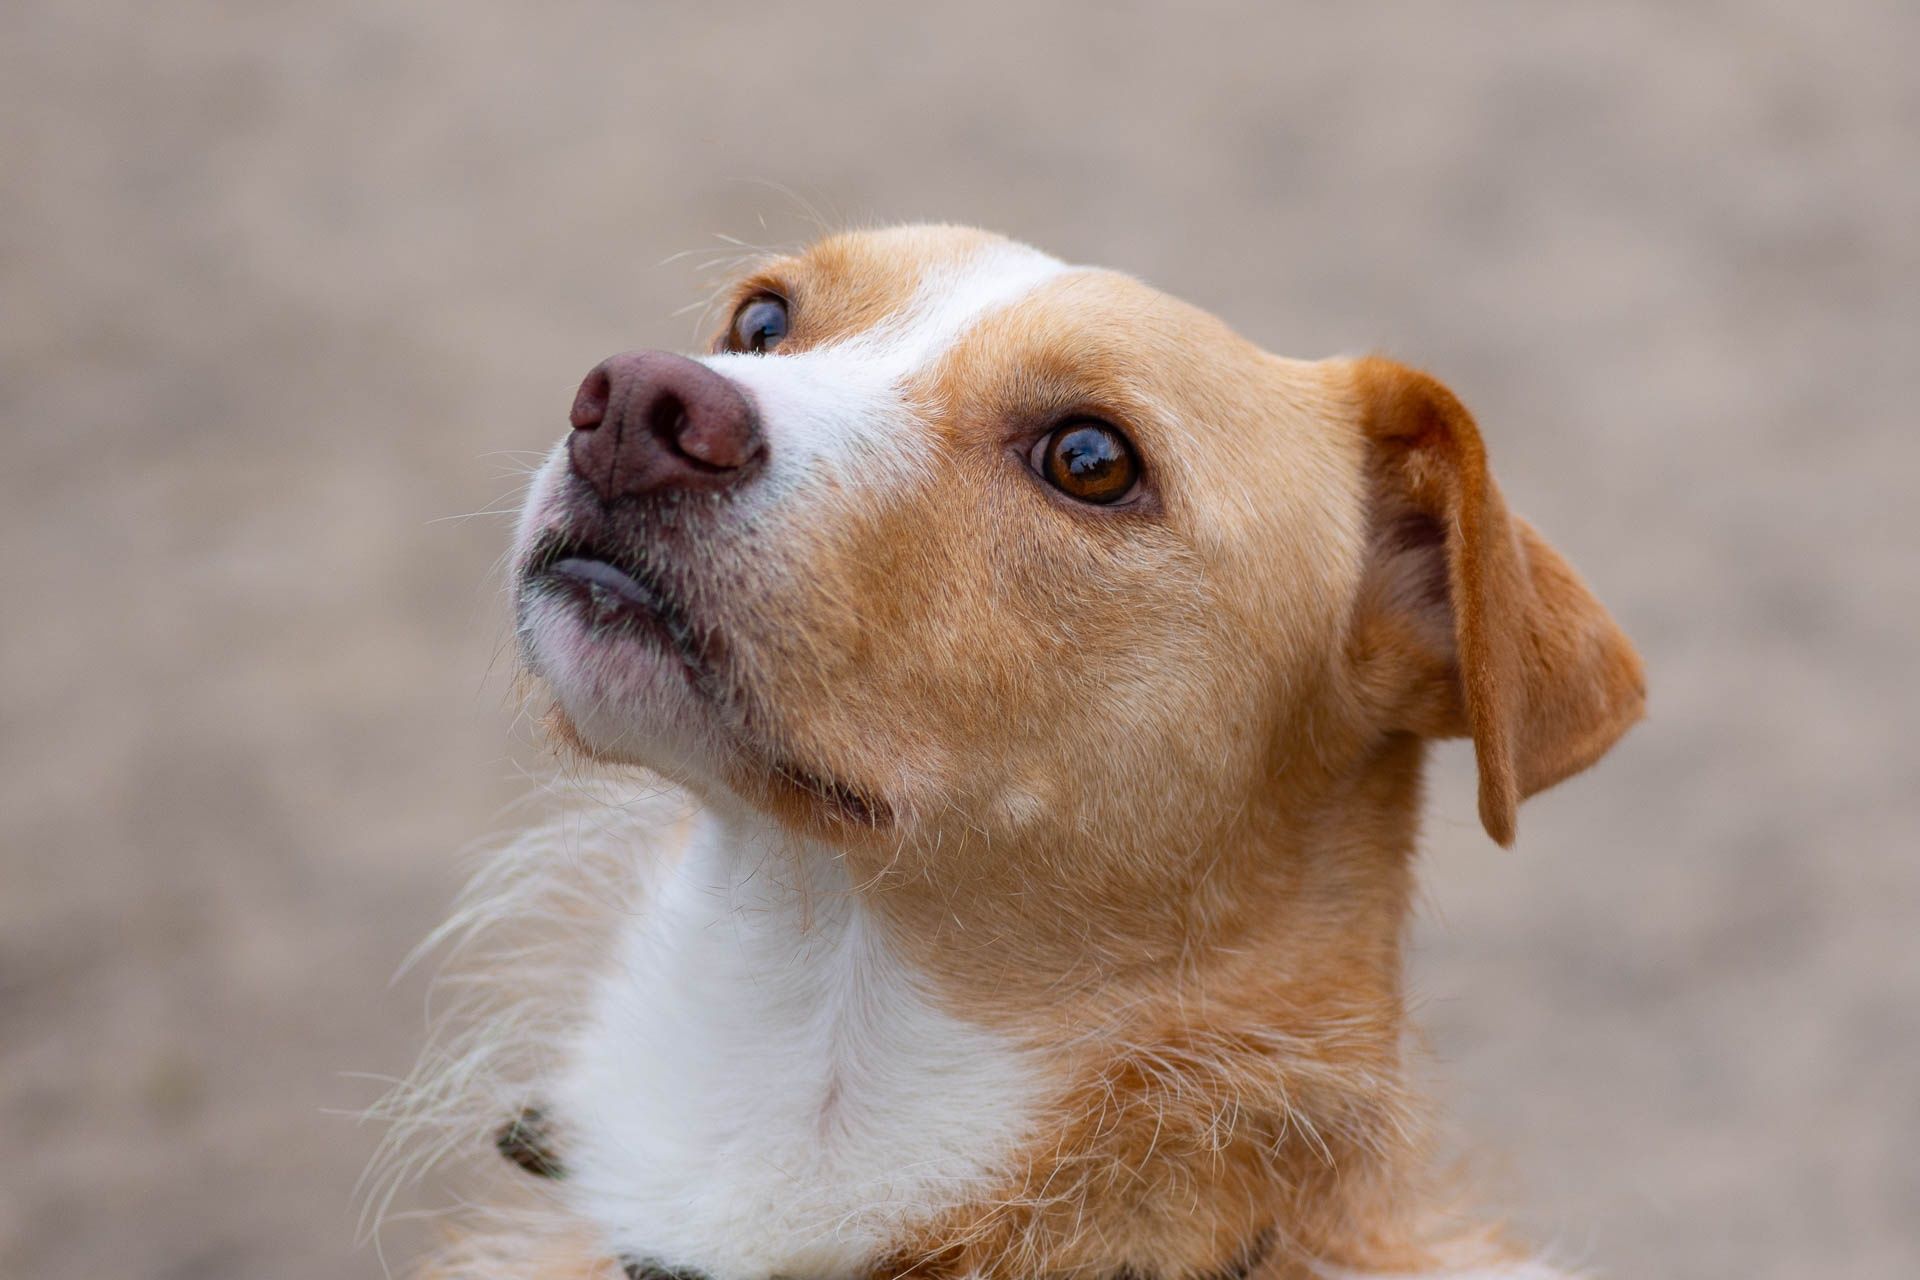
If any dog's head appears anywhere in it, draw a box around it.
[514,224,1640,866]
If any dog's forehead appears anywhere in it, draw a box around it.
[767,227,1282,419]
[782,225,1078,363]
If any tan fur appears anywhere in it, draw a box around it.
[413,227,1641,1278]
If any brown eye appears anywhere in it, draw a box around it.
[1035,420,1140,505]
[728,294,789,353]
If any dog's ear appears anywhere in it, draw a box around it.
[1344,356,1645,846]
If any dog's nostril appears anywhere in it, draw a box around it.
[571,365,613,431]
[672,401,757,470]
[648,395,691,450]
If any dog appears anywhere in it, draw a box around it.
[404,224,1644,1280]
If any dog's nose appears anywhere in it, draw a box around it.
[567,351,762,501]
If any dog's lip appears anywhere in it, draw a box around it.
[523,531,719,685]
[546,556,662,613]
[769,759,891,828]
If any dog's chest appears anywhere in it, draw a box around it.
[551,820,1043,1280]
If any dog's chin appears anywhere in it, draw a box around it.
[516,572,724,777]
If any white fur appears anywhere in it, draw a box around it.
[550,802,1046,1279]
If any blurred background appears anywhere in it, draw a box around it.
[3,2,1916,1277]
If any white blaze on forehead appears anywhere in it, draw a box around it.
[875,240,1072,372]
[700,240,1074,494]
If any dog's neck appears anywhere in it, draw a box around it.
[547,747,1480,1280]
[843,739,1437,1279]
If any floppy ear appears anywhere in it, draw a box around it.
[1345,357,1645,846]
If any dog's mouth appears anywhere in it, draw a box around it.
[520,526,891,830]
[771,760,889,828]
[521,529,719,688]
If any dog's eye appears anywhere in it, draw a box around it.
[1035,420,1140,505]
[727,294,789,354]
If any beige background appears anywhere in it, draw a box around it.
[4,3,1916,1277]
